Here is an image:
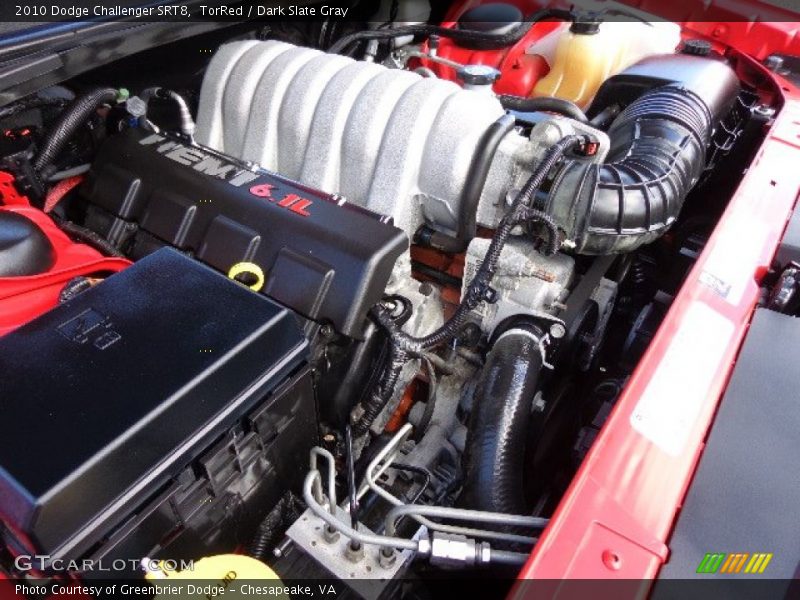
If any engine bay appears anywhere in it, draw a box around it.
[0,1,790,596]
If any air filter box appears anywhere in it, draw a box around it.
[0,248,315,567]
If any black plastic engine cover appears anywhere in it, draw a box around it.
[0,210,55,276]
[0,248,311,562]
[79,129,408,339]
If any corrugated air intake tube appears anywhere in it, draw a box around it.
[542,55,740,255]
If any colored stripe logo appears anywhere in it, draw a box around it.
[696,552,773,574]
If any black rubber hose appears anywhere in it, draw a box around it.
[460,325,545,514]
[327,8,573,55]
[543,64,740,254]
[140,87,196,138]
[588,103,620,129]
[498,95,588,124]
[491,549,534,566]
[457,113,517,245]
[33,87,118,176]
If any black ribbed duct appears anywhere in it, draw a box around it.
[544,55,740,254]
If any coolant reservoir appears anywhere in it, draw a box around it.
[532,17,680,107]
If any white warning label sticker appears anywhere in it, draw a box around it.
[630,302,735,457]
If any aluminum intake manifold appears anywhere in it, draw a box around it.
[195,40,605,244]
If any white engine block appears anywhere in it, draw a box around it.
[195,40,602,241]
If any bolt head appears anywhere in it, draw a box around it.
[457,64,501,86]
[754,104,776,118]
[764,54,784,72]
[549,322,567,339]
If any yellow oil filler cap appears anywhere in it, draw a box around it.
[144,554,286,600]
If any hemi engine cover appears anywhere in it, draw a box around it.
[80,129,408,338]
[194,40,512,239]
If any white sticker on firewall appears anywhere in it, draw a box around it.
[630,302,735,457]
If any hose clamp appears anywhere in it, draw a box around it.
[535,332,554,370]
[496,327,554,370]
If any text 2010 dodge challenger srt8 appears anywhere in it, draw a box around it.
[0,1,799,598]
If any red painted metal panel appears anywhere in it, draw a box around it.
[0,205,130,334]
